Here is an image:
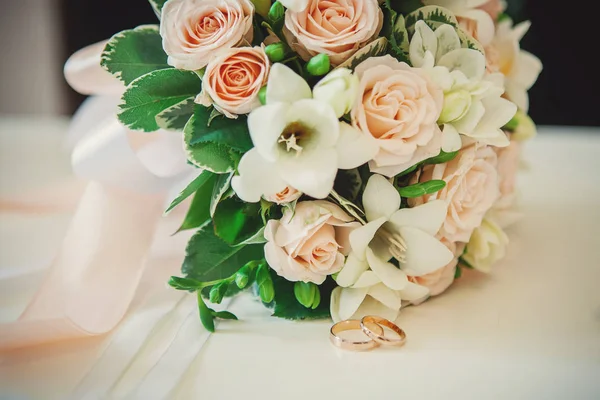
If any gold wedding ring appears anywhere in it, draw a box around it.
[329,319,383,351]
[360,315,407,347]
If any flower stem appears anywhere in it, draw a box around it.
[330,190,367,224]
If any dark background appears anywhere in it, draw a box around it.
[59,0,600,126]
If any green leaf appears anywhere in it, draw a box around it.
[182,225,265,282]
[168,276,203,291]
[398,180,446,198]
[209,282,228,304]
[184,104,251,173]
[210,173,233,217]
[256,263,275,303]
[405,6,459,31]
[166,171,213,214]
[382,1,410,63]
[197,292,215,332]
[156,97,195,131]
[149,0,168,16]
[425,150,458,165]
[176,173,217,232]
[187,105,253,152]
[456,26,485,54]
[236,227,267,245]
[119,69,202,132]
[213,197,263,245]
[336,37,388,71]
[271,273,334,320]
[387,0,423,15]
[212,311,238,320]
[454,265,463,279]
[101,25,170,86]
[334,169,363,203]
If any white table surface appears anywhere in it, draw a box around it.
[1,120,599,399]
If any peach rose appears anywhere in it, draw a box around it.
[196,46,270,118]
[283,0,383,66]
[160,0,254,71]
[263,186,302,204]
[264,200,360,284]
[494,138,521,210]
[408,239,465,302]
[409,144,499,242]
[351,56,444,177]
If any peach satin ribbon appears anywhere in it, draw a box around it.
[0,42,195,351]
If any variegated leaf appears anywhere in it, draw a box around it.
[336,37,389,71]
[156,97,195,131]
[405,6,459,31]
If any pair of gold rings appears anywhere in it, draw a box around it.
[329,315,406,351]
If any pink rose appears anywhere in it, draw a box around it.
[409,145,499,242]
[196,46,270,118]
[264,201,360,284]
[283,0,383,66]
[408,239,465,301]
[494,138,521,210]
[263,186,302,205]
[352,55,444,177]
[160,0,254,70]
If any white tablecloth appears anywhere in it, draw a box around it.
[1,120,599,399]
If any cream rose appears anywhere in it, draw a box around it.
[160,0,254,71]
[196,46,270,118]
[462,218,508,272]
[409,144,499,242]
[494,138,521,210]
[408,239,465,303]
[263,186,302,204]
[352,55,444,177]
[283,0,383,66]
[264,201,359,284]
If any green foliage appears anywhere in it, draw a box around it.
[212,311,238,320]
[156,97,195,131]
[294,282,321,309]
[101,25,170,85]
[119,69,201,132]
[176,173,217,232]
[213,197,263,245]
[256,263,275,303]
[184,104,252,173]
[209,282,229,304]
[166,171,213,214]
[182,226,265,283]
[336,37,388,71]
[334,169,363,203]
[397,150,459,177]
[168,276,203,291]
[386,0,424,15]
[397,180,446,198]
[382,1,410,63]
[405,6,459,30]
[148,0,169,16]
[197,292,216,332]
[271,274,334,320]
[306,54,331,76]
[210,173,233,217]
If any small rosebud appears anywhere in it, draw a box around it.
[265,43,286,62]
[268,1,285,22]
[306,54,330,76]
[258,86,267,105]
[294,281,320,309]
[313,68,359,118]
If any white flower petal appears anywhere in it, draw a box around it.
[478,96,518,133]
[410,21,438,68]
[505,82,529,112]
[399,226,454,276]
[363,174,401,221]
[330,287,343,322]
[337,287,369,321]
[366,247,408,291]
[367,283,402,311]
[266,63,312,104]
[349,217,388,260]
[336,122,379,169]
[352,271,381,288]
[232,149,287,202]
[278,147,337,199]
[285,99,340,149]
[437,48,486,81]
[278,0,309,12]
[512,50,542,90]
[248,103,288,162]
[336,252,369,287]
[435,24,461,61]
[388,200,448,236]
[349,296,399,322]
[512,21,531,42]
[454,100,485,134]
[442,123,462,152]
[398,281,430,302]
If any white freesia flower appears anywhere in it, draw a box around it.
[330,174,453,321]
[410,21,517,149]
[278,0,309,12]
[232,64,378,202]
[313,68,360,118]
[492,20,542,112]
[462,217,508,272]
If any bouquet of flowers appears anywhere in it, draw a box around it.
[94,0,541,332]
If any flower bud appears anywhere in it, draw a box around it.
[257,263,275,303]
[258,86,267,105]
[439,90,472,124]
[306,54,330,76]
[265,43,286,62]
[313,68,359,118]
[250,0,271,18]
[209,282,228,304]
[235,261,259,289]
[510,110,537,141]
[268,1,285,22]
[294,281,320,309]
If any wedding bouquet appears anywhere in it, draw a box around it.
[95,0,541,332]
